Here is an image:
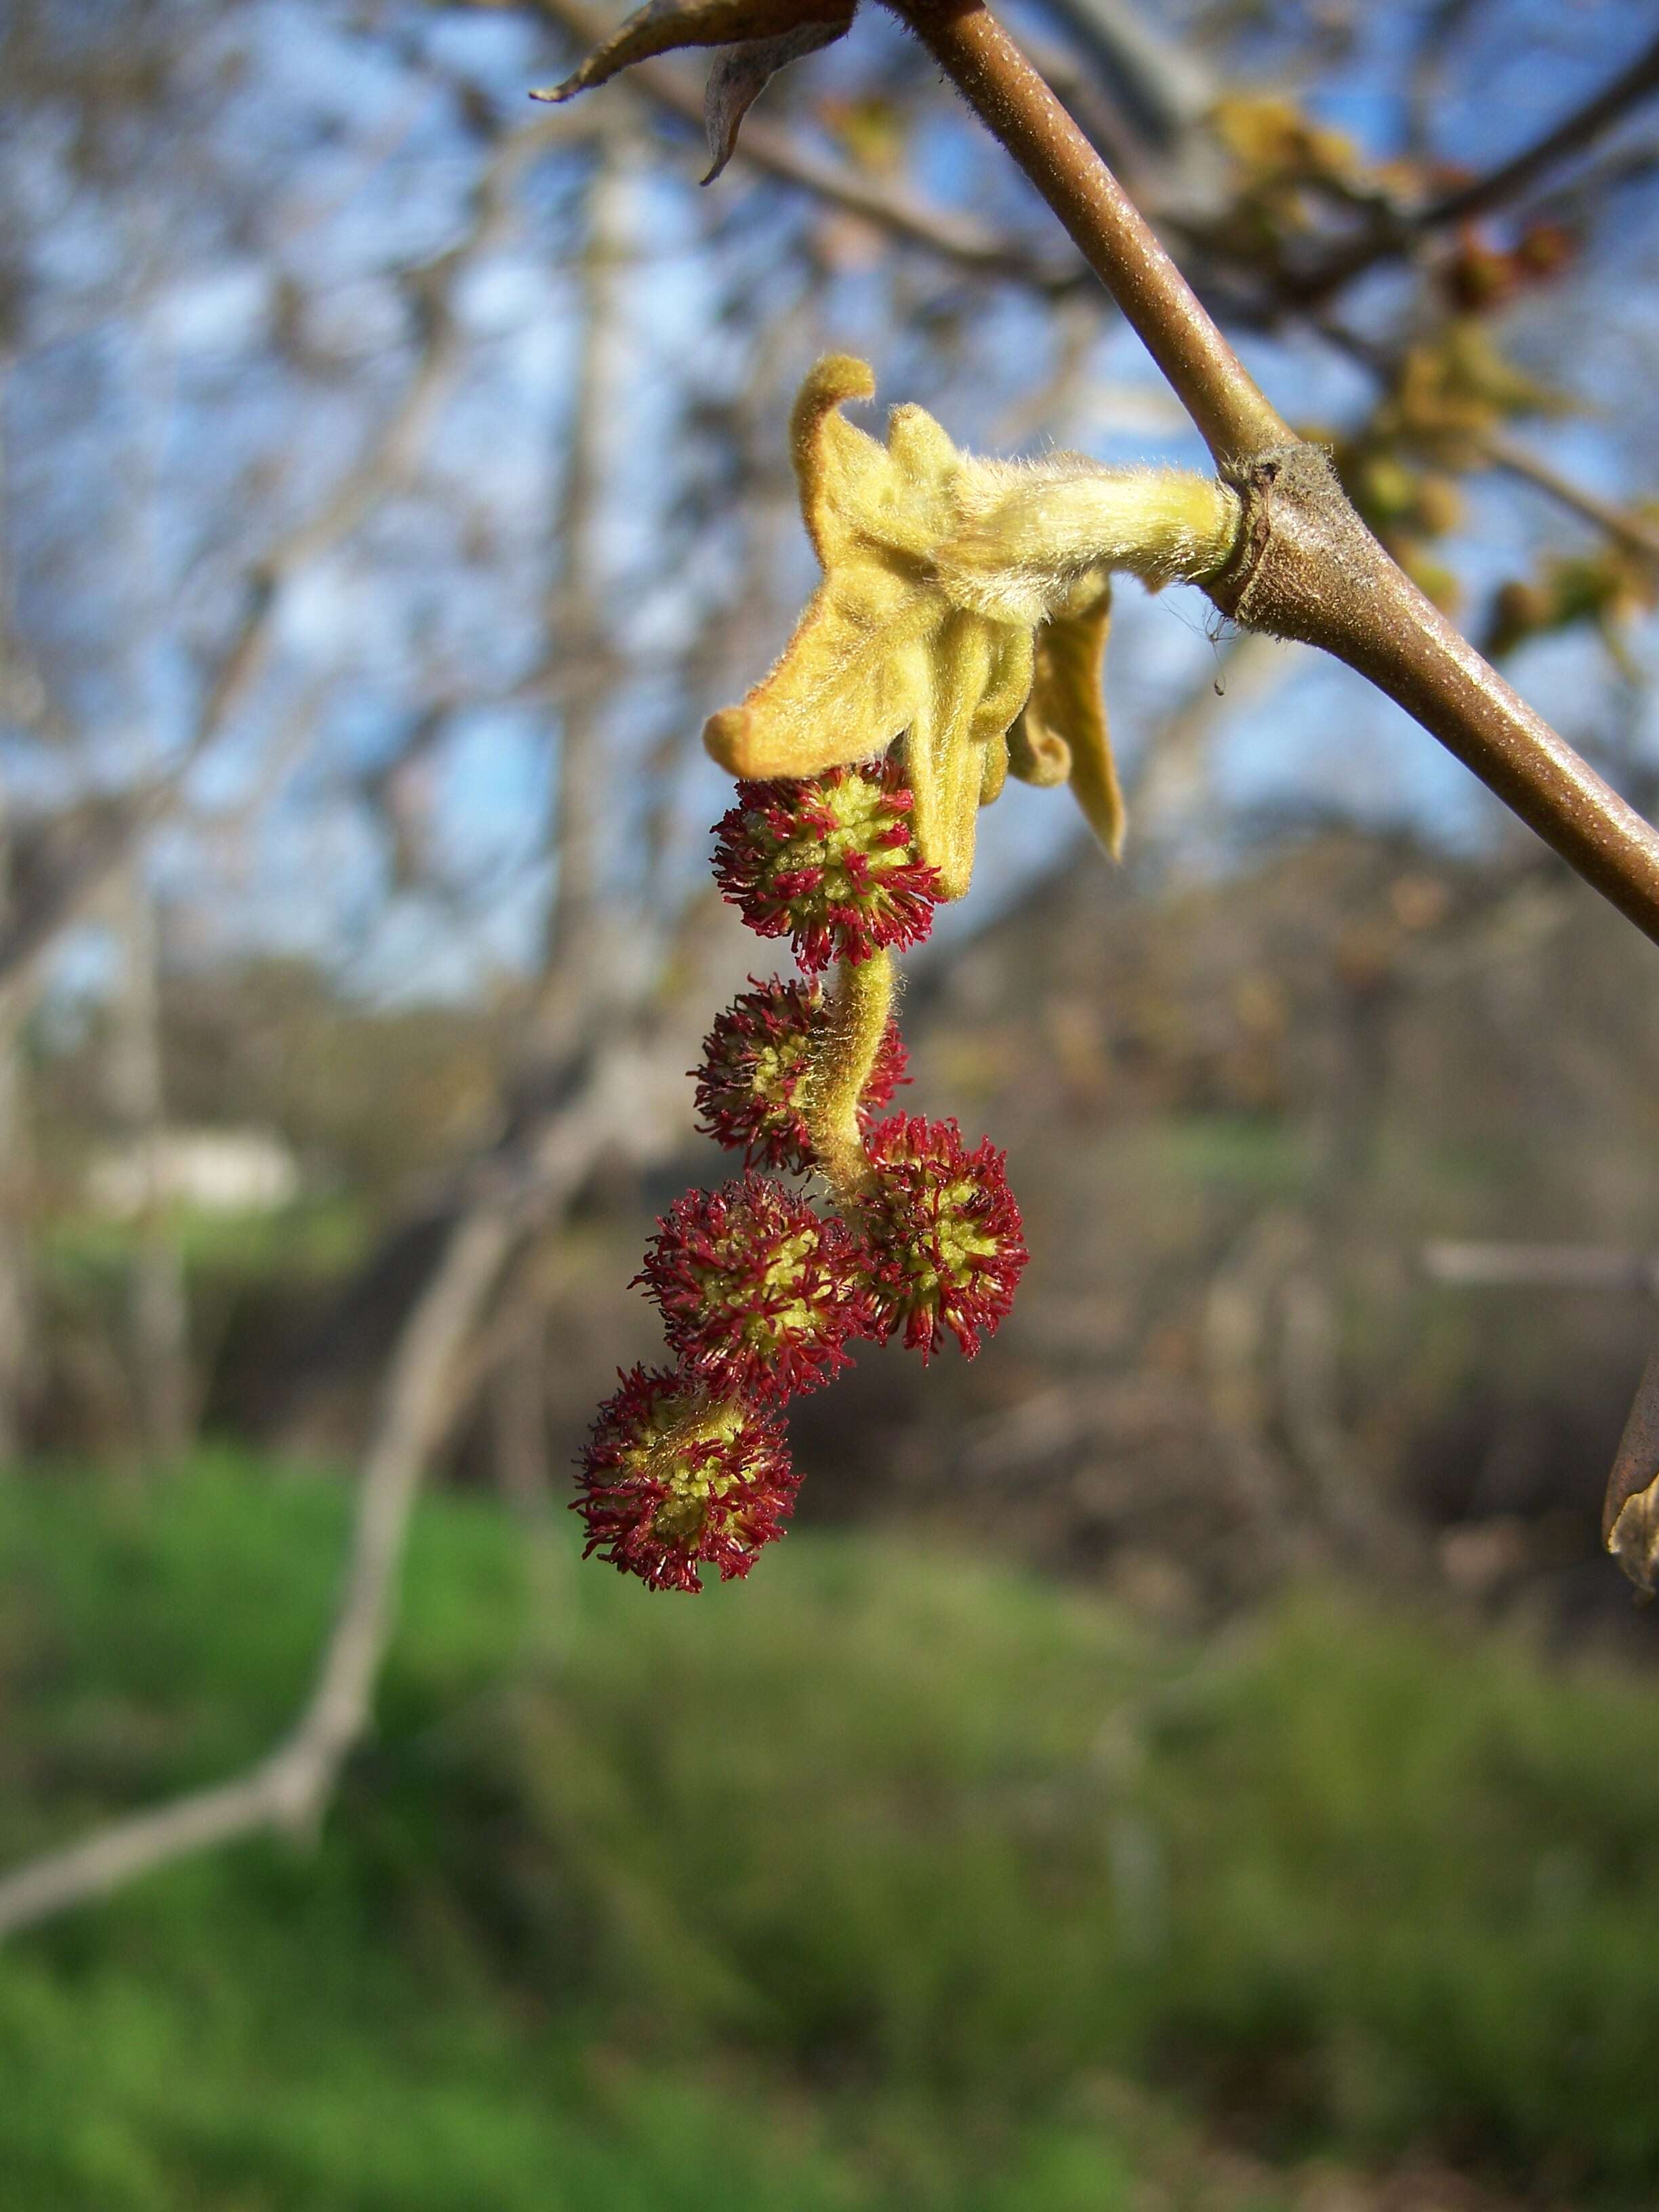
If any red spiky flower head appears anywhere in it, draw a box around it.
[712,760,941,972]
[636,1172,873,1399]
[855,1114,1028,1363]
[575,1365,798,1594]
[693,977,908,1175]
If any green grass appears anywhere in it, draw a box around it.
[3,1460,1659,2207]
[44,1194,373,1285]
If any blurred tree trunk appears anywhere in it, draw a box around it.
[104,860,192,1460]
[0,802,33,1462]
[0,393,36,1460]
[523,128,630,1071]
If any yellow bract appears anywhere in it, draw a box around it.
[703,354,1240,900]
[1008,569,1124,859]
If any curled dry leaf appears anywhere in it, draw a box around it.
[1604,1334,1659,1597]
[703,12,856,182]
[533,0,857,179]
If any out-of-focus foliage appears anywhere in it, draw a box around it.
[8,1462,1659,2204]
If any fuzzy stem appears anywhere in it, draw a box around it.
[804,950,895,1200]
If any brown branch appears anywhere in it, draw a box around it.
[1425,26,1659,229]
[1479,429,1659,567]
[892,2,1288,462]
[535,5,1657,616]
[0,1193,516,1940]
[884,0,1659,949]
[534,0,1076,282]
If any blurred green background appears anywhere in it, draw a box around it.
[14,1460,1659,2211]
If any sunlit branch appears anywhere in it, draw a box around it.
[1425,25,1659,228]
[1480,430,1659,569]
[882,0,1659,950]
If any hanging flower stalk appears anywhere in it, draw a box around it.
[575,355,1244,1591]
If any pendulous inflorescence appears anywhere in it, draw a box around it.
[575,353,1232,1589]
[575,755,1029,1593]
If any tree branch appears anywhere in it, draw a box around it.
[884,0,1659,949]
[0,1016,696,1944]
[1279,27,1659,305]
[1425,25,1659,229]
[892,1,1287,462]
[1479,428,1659,567]
[0,1194,514,1940]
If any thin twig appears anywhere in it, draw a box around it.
[1479,429,1659,567]
[1283,26,1659,304]
[892,1,1288,463]
[1425,26,1659,228]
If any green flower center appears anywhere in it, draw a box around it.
[750,1036,808,1107]
[636,1401,751,1546]
[690,1227,821,1352]
[777,777,913,905]
[934,1179,1000,1277]
[895,1177,1000,1303]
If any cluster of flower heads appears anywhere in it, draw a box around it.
[575,757,1028,1593]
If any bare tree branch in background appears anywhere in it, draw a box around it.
[0,104,595,1016]
[102,860,193,1460]
[519,126,631,1064]
[0,128,724,1941]
[1479,432,1659,569]
[1425,25,1659,229]
[1273,26,1659,303]
[535,0,1078,282]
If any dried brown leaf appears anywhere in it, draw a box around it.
[702,12,855,182]
[531,0,854,105]
[1605,1336,1659,1596]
